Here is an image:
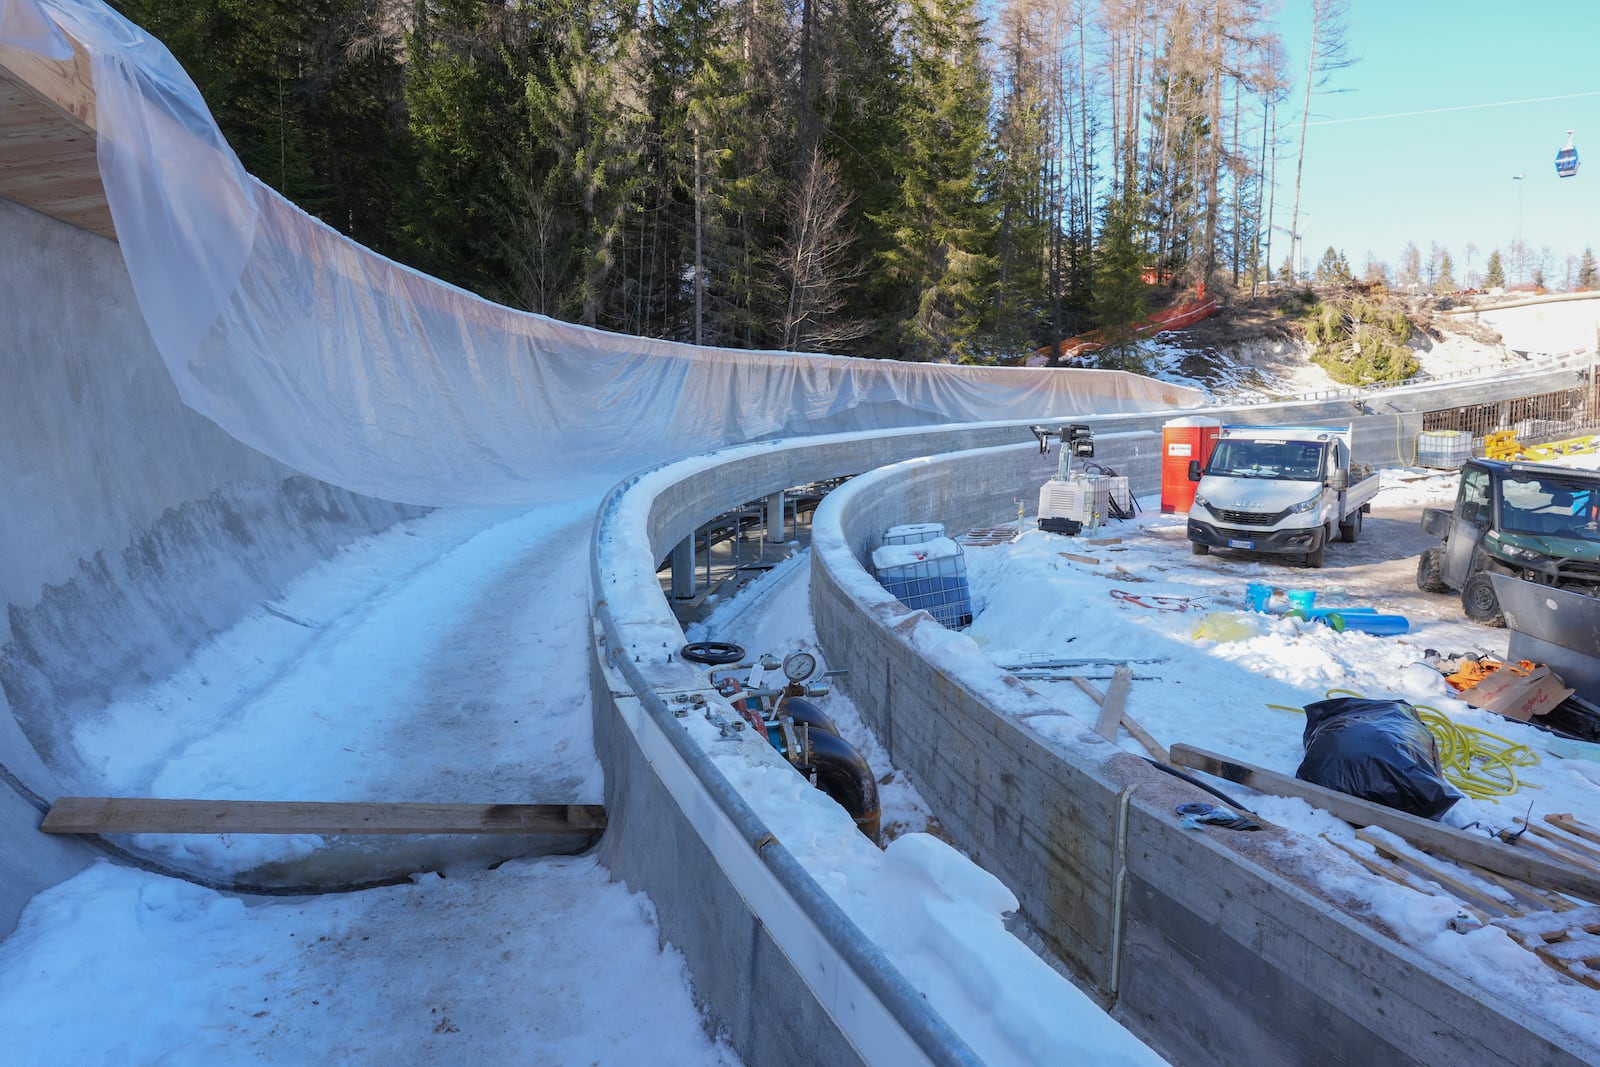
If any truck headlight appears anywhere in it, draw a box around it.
[1288,494,1320,515]
[1192,493,1210,510]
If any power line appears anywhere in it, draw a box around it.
[1308,90,1600,127]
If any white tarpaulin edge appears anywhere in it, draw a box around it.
[14,0,1203,507]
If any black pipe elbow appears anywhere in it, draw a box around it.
[802,730,881,845]
[780,697,840,739]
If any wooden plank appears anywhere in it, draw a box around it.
[1059,552,1101,565]
[1527,820,1600,867]
[1466,863,1580,915]
[1168,743,1600,903]
[1321,833,1480,915]
[1549,813,1600,849]
[1119,710,1170,764]
[1093,664,1133,740]
[41,797,606,836]
[1355,828,1521,918]
[1504,829,1600,875]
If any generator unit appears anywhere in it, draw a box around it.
[1030,424,1131,531]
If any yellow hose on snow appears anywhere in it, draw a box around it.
[1266,689,1540,800]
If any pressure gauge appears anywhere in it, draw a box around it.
[781,651,818,683]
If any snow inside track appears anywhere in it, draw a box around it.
[0,498,743,1065]
[76,500,607,870]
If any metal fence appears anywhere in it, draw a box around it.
[1421,372,1600,451]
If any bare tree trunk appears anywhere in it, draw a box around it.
[694,129,704,345]
[1290,0,1350,283]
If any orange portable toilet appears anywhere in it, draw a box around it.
[1161,416,1222,513]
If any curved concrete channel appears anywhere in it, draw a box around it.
[7,186,1600,1062]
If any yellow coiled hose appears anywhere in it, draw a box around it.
[1266,688,1540,800]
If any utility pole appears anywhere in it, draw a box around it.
[1511,172,1525,286]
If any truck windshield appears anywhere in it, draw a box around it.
[1500,475,1600,542]
[1206,439,1326,480]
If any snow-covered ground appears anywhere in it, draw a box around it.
[1143,319,1535,401]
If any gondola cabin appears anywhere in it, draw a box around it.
[1556,130,1580,178]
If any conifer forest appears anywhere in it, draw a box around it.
[112,0,1314,363]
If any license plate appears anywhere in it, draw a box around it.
[1228,539,1254,549]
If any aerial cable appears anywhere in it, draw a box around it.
[1307,89,1600,128]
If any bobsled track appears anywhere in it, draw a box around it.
[7,6,1600,1066]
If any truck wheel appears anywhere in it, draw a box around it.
[1461,572,1506,627]
[1416,547,1449,593]
[1338,509,1362,543]
[1305,538,1325,568]
[1190,541,1209,556]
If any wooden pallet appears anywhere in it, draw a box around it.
[956,526,1021,546]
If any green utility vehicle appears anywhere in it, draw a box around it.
[1416,458,1600,626]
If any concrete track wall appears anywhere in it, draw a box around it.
[809,446,1599,1066]
[0,201,424,933]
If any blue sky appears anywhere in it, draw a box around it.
[1273,0,1599,283]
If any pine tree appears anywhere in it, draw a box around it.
[810,0,909,350]
[1090,192,1149,367]
[512,0,644,324]
[1313,246,1351,286]
[1579,247,1599,290]
[402,1,533,296]
[1484,248,1506,288]
[111,0,410,253]
[1434,251,1457,294]
[875,0,997,361]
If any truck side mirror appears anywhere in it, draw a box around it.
[1187,459,1201,482]
[1328,468,1349,492]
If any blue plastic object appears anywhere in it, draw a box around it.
[1245,582,1272,612]
[1321,611,1410,635]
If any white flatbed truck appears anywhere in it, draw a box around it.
[1185,425,1379,568]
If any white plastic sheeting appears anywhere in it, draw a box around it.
[11,0,1203,507]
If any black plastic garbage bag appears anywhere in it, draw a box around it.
[1295,697,1461,819]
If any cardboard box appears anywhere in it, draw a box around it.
[1463,665,1574,721]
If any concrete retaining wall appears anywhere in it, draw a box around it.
[809,445,1599,1065]
[0,200,425,933]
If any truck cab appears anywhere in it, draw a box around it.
[1185,425,1377,568]
[1416,458,1600,625]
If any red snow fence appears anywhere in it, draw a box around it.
[1026,288,1219,368]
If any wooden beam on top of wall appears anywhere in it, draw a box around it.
[0,27,114,239]
[40,797,608,836]
[0,29,97,131]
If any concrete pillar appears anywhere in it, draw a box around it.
[765,491,786,544]
[671,535,696,599]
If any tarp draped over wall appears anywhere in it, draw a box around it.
[13,0,1203,507]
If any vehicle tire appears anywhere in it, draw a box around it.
[1416,547,1450,593]
[1339,508,1362,543]
[1190,541,1209,556]
[1461,572,1506,627]
[1306,523,1329,568]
